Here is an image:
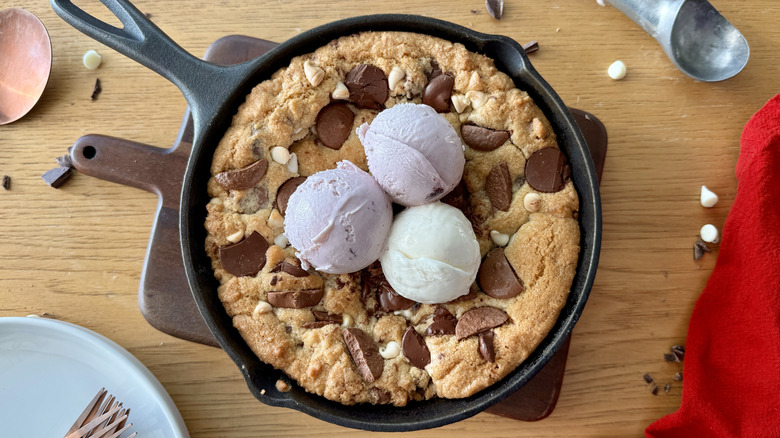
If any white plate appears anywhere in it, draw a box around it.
[0,317,189,438]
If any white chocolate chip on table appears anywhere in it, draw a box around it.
[608,60,627,80]
[701,185,719,207]
[83,50,102,69]
[700,224,720,243]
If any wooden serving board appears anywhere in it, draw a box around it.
[69,35,607,422]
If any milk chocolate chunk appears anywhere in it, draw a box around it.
[276,176,306,216]
[478,248,524,299]
[342,328,383,383]
[455,306,509,340]
[425,306,457,336]
[302,321,333,329]
[215,159,268,191]
[271,261,309,277]
[377,282,415,312]
[422,73,454,113]
[218,231,269,277]
[478,330,495,362]
[402,327,431,369]
[267,288,323,309]
[312,310,343,325]
[485,162,513,211]
[345,64,388,110]
[525,148,571,193]
[41,166,73,188]
[370,387,392,404]
[316,102,354,150]
[461,124,510,151]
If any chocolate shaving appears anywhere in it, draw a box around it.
[342,328,383,383]
[41,167,73,189]
[693,238,711,260]
[671,344,685,361]
[485,0,504,19]
[522,41,540,54]
[91,78,102,101]
[1,175,10,190]
[664,383,671,393]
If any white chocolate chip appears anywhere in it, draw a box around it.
[379,341,401,359]
[451,94,469,113]
[268,209,284,228]
[393,309,413,320]
[303,60,325,86]
[490,230,510,247]
[332,81,349,100]
[273,233,289,248]
[83,50,102,69]
[700,224,720,243]
[608,60,627,80]
[523,192,542,212]
[341,314,353,327]
[531,118,547,139]
[388,66,405,91]
[466,90,488,109]
[253,301,273,317]
[286,152,298,174]
[468,71,484,91]
[227,230,244,243]
[271,146,291,165]
[700,185,719,208]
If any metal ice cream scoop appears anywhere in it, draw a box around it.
[607,0,749,81]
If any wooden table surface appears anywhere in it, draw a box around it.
[2,0,777,436]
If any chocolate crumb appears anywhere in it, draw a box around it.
[693,238,711,260]
[470,9,479,14]
[671,344,685,361]
[663,353,679,363]
[522,41,540,54]
[664,383,671,393]
[485,0,504,19]
[650,384,659,395]
[1,175,10,190]
[56,154,73,168]
[144,12,152,18]
[91,78,102,101]
[643,373,654,384]
[673,372,683,382]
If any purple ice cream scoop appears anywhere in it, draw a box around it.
[357,103,465,206]
[284,160,393,274]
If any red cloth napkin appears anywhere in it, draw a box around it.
[646,94,780,437]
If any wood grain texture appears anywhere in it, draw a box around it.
[1,0,776,436]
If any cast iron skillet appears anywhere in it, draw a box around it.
[52,0,601,431]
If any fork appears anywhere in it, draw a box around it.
[64,388,136,438]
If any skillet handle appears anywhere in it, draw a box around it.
[49,0,254,138]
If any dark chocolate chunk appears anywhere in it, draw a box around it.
[312,310,343,325]
[671,344,685,361]
[525,148,571,193]
[643,373,654,384]
[215,159,268,191]
[91,78,102,101]
[218,231,269,277]
[664,383,671,393]
[422,73,454,113]
[478,248,524,299]
[522,40,540,54]
[377,282,415,312]
[56,154,73,168]
[461,124,510,151]
[342,328,383,383]
[455,306,509,340]
[650,384,659,395]
[428,60,442,80]
[485,0,504,19]
[425,306,457,336]
[485,162,513,211]
[345,64,388,110]
[663,353,680,363]
[316,102,354,150]
[694,238,711,260]
[271,261,309,277]
[267,288,323,309]
[673,372,683,382]
[402,327,431,369]
[276,176,306,216]
[41,167,73,188]
[1,175,10,190]
[270,276,278,286]
[478,330,496,362]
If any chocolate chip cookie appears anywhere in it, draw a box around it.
[205,31,580,406]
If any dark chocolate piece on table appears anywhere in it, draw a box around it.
[41,167,73,188]
[1,175,10,190]
[522,41,540,54]
[91,78,102,101]
[485,0,504,19]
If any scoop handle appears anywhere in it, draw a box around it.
[49,0,254,139]
[606,0,684,37]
